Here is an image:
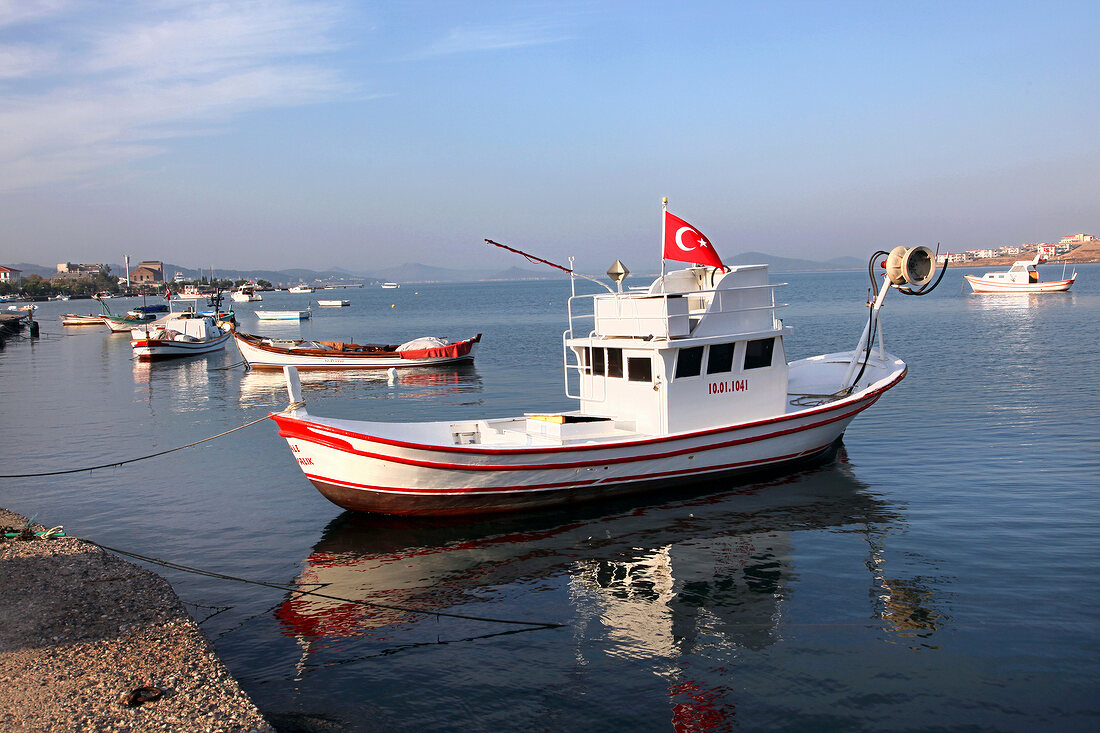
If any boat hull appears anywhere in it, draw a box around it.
[102,315,154,332]
[235,333,480,370]
[269,363,901,515]
[60,314,105,326]
[130,330,232,360]
[256,311,310,320]
[964,274,1076,293]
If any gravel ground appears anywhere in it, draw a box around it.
[0,508,274,732]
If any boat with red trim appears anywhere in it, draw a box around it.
[234,332,481,370]
[269,211,945,516]
[130,313,232,360]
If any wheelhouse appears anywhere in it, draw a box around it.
[565,265,789,436]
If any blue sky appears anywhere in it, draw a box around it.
[1,0,1097,273]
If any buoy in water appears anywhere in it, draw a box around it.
[387,367,397,384]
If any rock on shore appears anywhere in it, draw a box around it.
[0,509,273,732]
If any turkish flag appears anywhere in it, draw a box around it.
[663,210,724,269]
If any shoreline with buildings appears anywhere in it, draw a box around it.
[3,233,1097,298]
[943,232,1097,266]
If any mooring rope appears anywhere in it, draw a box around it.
[87,540,564,630]
[0,413,273,478]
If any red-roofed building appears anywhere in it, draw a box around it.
[0,266,22,284]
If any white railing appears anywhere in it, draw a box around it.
[560,283,787,401]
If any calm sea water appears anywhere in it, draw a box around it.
[2,263,1098,732]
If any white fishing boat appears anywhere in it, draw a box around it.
[231,284,263,302]
[288,285,314,294]
[234,332,481,370]
[257,308,311,321]
[129,314,232,360]
[268,206,946,516]
[316,299,349,307]
[964,253,1076,293]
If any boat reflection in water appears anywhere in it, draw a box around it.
[132,354,214,407]
[238,365,483,408]
[275,449,942,726]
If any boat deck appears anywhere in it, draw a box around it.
[279,350,902,450]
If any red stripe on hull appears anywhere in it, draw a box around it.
[274,396,879,473]
[268,367,905,461]
[305,440,842,515]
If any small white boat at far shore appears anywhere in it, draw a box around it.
[257,308,311,321]
[964,253,1076,293]
[231,285,263,302]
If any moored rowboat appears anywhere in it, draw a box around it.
[234,332,481,370]
[60,313,106,326]
[257,309,311,321]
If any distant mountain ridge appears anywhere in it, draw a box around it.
[4,253,869,286]
[727,252,865,271]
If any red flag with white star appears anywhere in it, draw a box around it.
[663,211,724,269]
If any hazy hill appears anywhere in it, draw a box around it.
[5,252,886,287]
[6,263,56,278]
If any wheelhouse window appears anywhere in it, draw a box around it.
[607,348,623,378]
[674,346,703,379]
[707,343,735,374]
[591,347,605,376]
[744,338,775,370]
[627,357,652,383]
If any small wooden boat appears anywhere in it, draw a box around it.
[257,309,311,321]
[103,313,156,332]
[130,314,232,360]
[99,301,174,332]
[964,254,1076,293]
[234,332,481,370]
[267,212,947,515]
[60,313,106,326]
[317,299,350,307]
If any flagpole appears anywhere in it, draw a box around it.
[660,196,668,290]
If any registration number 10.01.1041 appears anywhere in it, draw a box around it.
[708,379,748,395]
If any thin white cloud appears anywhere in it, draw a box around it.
[410,19,572,60]
[0,0,355,191]
[0,0,69,29]
[0,44,56,78]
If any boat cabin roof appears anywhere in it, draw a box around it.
[571,264,785,345]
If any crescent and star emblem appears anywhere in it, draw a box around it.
[675,226,710,252]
